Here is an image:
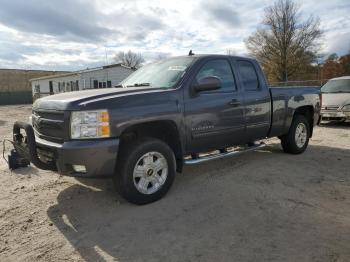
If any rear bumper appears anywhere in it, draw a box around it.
[13,121,119,177]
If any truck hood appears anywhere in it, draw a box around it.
[33,87,165,111]
[322,93,350,107]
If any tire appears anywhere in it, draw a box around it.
[280,115,310,154]
[114,137,176,205]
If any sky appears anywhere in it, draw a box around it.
[0,0,349,71]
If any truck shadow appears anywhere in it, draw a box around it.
[47,143,350,262]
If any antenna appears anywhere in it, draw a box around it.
[188,50,195,56]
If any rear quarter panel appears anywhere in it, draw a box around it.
[269,86,321,137]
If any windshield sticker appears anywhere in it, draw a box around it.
[168,65,187,71]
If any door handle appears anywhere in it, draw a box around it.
[228,99,241,107]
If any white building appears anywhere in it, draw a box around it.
[30,63,135,98]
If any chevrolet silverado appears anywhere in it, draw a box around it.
[12,54,321,204]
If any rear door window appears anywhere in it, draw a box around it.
[238,60,259,91]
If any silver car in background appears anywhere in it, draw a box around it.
[321,76,350,122]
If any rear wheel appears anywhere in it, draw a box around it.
[280,115,310,154]
[114,138,176,205]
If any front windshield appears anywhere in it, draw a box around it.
[120,57,194,89]
[321,79,350,93]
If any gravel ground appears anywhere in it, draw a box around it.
[0,104,349,262]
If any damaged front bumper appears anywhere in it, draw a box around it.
[12,121,119,177]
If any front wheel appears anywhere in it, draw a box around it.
[114,138,176,205]
[280,115,310,154]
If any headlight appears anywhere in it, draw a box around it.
[342,105,350,112]
[70,110,110,139]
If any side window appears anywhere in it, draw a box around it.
[195,59,236,91]
[238,61,259,91]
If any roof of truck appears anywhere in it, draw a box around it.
[183,54,252,59]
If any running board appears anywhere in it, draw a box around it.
[184,143,266,165]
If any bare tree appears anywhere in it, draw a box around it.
[114,50,145,68]
[245,0,322,81]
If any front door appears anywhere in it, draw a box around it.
[184,58,245,153]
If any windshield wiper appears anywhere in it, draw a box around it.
[126,83,151,87]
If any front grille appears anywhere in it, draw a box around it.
[32,110,65,143]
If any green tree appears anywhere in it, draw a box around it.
[326,53,338,61]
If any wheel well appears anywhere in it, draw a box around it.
[294,106,314,137]
[118,121,183,172]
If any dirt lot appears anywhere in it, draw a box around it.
[0,104,349,262]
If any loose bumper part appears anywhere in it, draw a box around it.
[12,121,119,177]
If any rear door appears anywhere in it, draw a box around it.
[236,59,271,141]
[184,57,245,153]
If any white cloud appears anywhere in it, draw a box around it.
[0,0,349,70]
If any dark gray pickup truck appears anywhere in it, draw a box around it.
[12,54,321,204]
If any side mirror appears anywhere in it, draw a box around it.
[193,76,222,92]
